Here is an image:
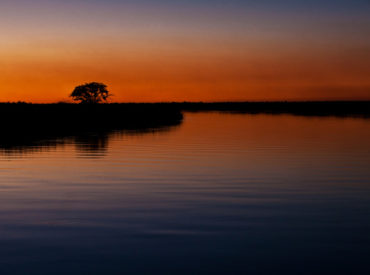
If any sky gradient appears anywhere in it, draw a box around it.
[1,0,370,102]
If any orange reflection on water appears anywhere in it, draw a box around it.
[1,112,370,181]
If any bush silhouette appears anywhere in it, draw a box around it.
[70,82,111,104]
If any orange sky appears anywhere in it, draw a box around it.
[1,0,369,102]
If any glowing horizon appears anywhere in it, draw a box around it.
[1,0,370,103]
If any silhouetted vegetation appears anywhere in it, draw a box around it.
[70,82,111,104]
[0,103,183,153]
[0,101,369,154]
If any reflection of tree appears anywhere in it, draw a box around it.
[0,125,181,158]
[74,132,110,157]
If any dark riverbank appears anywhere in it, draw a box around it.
[0,103,183,151]
[3,101,369,118]
[0,100,369,154]
[0,103,183,130]
[1,101,369,133]
[1,101,369,142]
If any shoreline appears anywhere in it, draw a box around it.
[1,101,369,117]
[0,100,369,156]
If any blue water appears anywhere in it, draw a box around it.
[0,112,369,274]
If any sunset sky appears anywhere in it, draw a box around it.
[1,0,370,102]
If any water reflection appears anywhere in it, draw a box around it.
[0,124,182,158]
[74,132,110,157]
[0,113,370,274]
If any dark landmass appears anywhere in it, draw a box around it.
[0,101,369,152]
[0,103,183,152]
[0,103,183,131]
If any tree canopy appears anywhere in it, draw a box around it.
[70,82,111,104]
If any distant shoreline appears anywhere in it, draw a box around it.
[0,101,369,118]
[0,101,368,151]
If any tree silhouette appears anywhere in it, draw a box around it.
[70,82,111,104]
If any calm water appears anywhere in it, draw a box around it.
[1,112,370,274]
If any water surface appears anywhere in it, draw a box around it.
[1,112,370,274]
